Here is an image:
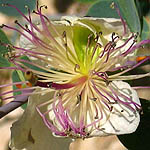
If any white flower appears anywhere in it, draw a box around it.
[14,15,142,138]
[2,3,149,140]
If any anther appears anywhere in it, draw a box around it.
[110,106,113,112]
[62,31,67,47]
[62,31,66,38]
[47,82,53,88]
[1,3,8,7]
[140,109,144,115]
[86,133,90,136]
[77,94,81,104]
[111,32,115,40]
[90,97,97,101]
[32,10,36,13]
[14,20,18,24]
[0,24,5,28]
[56,92,61,97]
[26,70,31,75]
[25,70,38,85]
[111,42,116,48]
[112,32,115,35]
[110,2,115,9]
[100,128,105,131]
[64,19,71,25]
[99,31,102,35]
[135,32,139,38]
[25,24,29,29]
[25,5,28,9]
[74,64,80,72]
[94,116,98,119]
[108,101,117,104]
[134,33,138,40]
[87,34,93,47]
[40,5,47,9]
[94,33,99,42]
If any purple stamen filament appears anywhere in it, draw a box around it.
[35,76,87,90]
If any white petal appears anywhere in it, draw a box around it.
[9,90,71,150]
[90,81,140,136]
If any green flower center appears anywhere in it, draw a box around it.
[73,25,102,75]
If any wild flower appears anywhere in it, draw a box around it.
[0,1,150,139]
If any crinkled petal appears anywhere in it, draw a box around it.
[9,90,71,150]
[90,81,140,136]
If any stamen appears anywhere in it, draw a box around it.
[94,31,102,42]
[12,45,51,56]
[111,32,119,42]
[34,76,87,90]
[0,81,28,89]
[74,64,80,73]
[90,97,97,101]
[121,36,137,56]
[0,86,34,99]
[99,33,117,62]
[25,70,38,85]
[86,34,93,50]
[93,71,108,81]
[14,20,52,50]
[91,43,102,60]
[0,24,5,28]
[112,34,135,53]
[111,2,127,35]
[50,76,87,90]
[0,67,23,71]
[111,56,150,77]
[92,80,111,104]
[10,60,25,72]
[77,94,81,104]
[2,88,36,101]
[63,31,76,65]
[1,24,36,45]
[128,39,150,55]
[109,86,139,112]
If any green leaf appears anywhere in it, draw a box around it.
[20,56,47,72]
[0,0,36,17]
[0,29,12,67]
[12,70,27,110]
[135,0,150,17]
[118,99,150,150]
[0,28,11,55]
[87,0,119,18]
[118,0,141,33]
[75,0,98,3]
[87,0,141,33]
[21,103,27,110]
[0,55,11,67]
[140,17,150,40]
[12,70,23,96]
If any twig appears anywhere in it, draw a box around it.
[0,95,28,119]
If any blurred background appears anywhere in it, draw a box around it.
[0,0,150,150]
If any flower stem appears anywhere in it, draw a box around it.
[0,95,28,119]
